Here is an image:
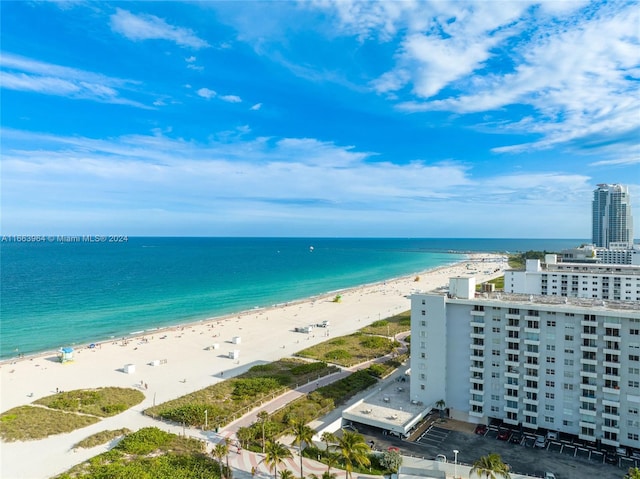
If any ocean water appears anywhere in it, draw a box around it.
[0,237,583,359]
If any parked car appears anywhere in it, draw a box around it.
[510,432,523,444]
[534,435,547,448]
[497,429,511,441]
[546,431,558,441]
[604,453,618,465]
[544,472,556,479]
[474,424,487,435]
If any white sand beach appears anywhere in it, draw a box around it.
[0,254,506,479]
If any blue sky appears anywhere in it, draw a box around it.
[1,1,638,238]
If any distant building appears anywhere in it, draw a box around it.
[504,255,640,301]
[559,243,640,266]
[410,277,640,451]
[592,184,634,248]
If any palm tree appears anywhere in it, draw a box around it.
[212,441,230,479]
[321,431,337,453]
[625,467,640,479]
[279,470,295,479]
[337,430,371,479]
[290,418,316,479]
[470,453,510,479]
[263,440,293,479]
[435,399,446,418]
[258,411,270,453]
[324,452,340,474]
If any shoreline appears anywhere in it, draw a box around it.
[0,256,468,365]
[0,253,507,479]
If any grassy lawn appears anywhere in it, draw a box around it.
[0,405,100,442]
[359,310,411,336]
[145,358,338,428]
[56,427,213,479]
[35,387,144,417]
[73,428,131,449]
[0,387,143,442]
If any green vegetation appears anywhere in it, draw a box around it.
[297,331,400,367]
[360,311,411,336]
[55,427,213,479]
[146,359,338,428]
[74,428,131,449]
[35,387,144,417]
[470,453,511,479]
[0,405,100,442]
[508,250,553,269]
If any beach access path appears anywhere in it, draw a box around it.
[0,254,507,479]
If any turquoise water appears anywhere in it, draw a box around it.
[0,237,582,358]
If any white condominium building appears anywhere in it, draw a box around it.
[410,277,640,450]
[504,255,640,302]
[592,183,634,249]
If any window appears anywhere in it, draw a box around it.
[491,394,500,401]
[547,320,556,327]
[564,359,574,366]
[565,335,574,341]
[545,392,555,399]
[545,404,555,411]
[628,433,640,441]
[547,344,556,351]
[631,329,640,335]
[547,357,556,363]
[491,406,500,413]
[545,380,555,387]
[629,380,640,388]
[563,420,573,427]
[630,354,640,362]
[629,367,640,375]
[563,384,574,391]
[546,369,555,375]
[492,327,500,333]
[492,349,501,356]
[420,384,425,390]
[544,416,554,424]
[420,320,426,326]
[629,407,639,415]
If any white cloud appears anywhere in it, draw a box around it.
[250,103,262,110]
[196,87,216,99]
[0,53,147,107]
[1,128,610,237]
[220,94,242,103]
[110,8,209,49]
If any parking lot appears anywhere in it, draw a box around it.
[350,418,636,479]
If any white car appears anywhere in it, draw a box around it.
[534,435,547,448]
[544,473,556,479]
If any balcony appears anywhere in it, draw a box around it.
[580,345,598,353]
[603,373,620,382]
[470,365,484,374]
[470,319,485,328]
[604,322,622,330]
[469,355,484,362]
[579,383,597,392]
[579,408,597,417]
[580,333,598,341]
[506,324,520,332]
[603,387,621,395]
[470,310,485,317]
[580,357,598,366]
[469,409,484,418]
[505,314,520,321]
[470,332,485,340]
[581,319,598,327]
[523,397,539,406]
[580,370,598,379]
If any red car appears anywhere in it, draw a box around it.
[475,424,487,435]
[497,430,511,441]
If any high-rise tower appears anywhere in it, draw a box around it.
[592,184,634,248]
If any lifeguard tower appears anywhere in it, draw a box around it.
[58,347,74,363]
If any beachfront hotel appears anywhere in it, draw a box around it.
[593,184,634,248]
[504,255,640,301]
[409,276,640,451]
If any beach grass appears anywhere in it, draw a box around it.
[0,405,100,442]
[73,428,131,449]
[145,358,338,427]
[295,330,401,367]
[34,387,144,417]
[56,427,211,479]
[359,310,411,336]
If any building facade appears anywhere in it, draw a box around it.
[593,184,634,248]
[504,256,640,301]
[410,277,640,450]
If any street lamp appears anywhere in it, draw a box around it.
[205,410,208,430]
[453,449,459,479]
